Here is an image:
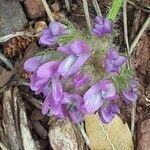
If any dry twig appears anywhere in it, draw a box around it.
[82,0,92,31]
[0,142,8,150]
[0,32,38,43]
[123,0,130,53]
[41,0,54,22]
[92,0,102,17]
[129,15,150,55]
[0,51,13,69]
[128,0,150,13]
[65,0,70,11]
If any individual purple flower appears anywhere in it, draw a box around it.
[29,61,64,105]
[57,40,90,78]
[98,102,120,123]
[42,93,68,120]
[122,79,138,104]
[83,79,119,113]
[42,92,68,118]
[39,21,69,47]
[104,48,127,73]
[62,92,85,123]
[73,72,90,88]
[23,56,49,72]
[92,16,112,37]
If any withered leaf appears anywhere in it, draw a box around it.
[85,114,134,150]
[48,119,78,150]
[0,67,13,88]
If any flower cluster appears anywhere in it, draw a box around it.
[92,16,112,37]
[39,22,69,47]
[24,18,138,124]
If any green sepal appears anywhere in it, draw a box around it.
[36,49,66,61]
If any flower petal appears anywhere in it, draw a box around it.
[65,53,90,78]
[71,40,90,54]
[103,19,112,33]
[114,56,127,67]
[42,28,51,35]
[73,72,90,88]
[95,16,103,25]
[39,35,57,46]
[57,43,72,55]
[49,22,67,36]
[83,92,103,113]
[122,90,138,104]
[84,82,104,113]
[58,55,77,78]
[24,56,42,72]
[52,77,63,103]
[107,48,118,60]
[37,61,60,79]
[98,103,120,123]
[69,108,84,123]
[42,97,50,115]
[101,83,118,100]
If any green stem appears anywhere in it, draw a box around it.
[107,0,123,22]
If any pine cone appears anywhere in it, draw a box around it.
[4,36,34,58]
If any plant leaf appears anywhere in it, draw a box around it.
[85,114,134,150]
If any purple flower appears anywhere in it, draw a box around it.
[57,40,90,78]
[92,16,112,37]
[73,72,90,88]
[83,79,118,113]
[98,102,120,123]
[122,79,138,104]
[42,92,68,118]
[62,92,85,123]
[104,48,127,73]
[24,56,49,72]
[29,61,64,105]
[39,22,69,47]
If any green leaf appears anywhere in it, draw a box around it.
[36,49,66,61]
[111,67,134,91]
[107,0,123,22]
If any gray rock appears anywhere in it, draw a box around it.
[0,0,28,37]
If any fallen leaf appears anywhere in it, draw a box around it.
[85,114,134,150]
[2,88,21,150]
[48,119,78,150]
[0,66,13,88]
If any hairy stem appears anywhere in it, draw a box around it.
[77,123,90,146]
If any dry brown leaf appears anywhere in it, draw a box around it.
[15,88,39,150]
[1,88,39,150]
[0,67,13,88]
[85,114,134,150]
[48,119,78,150]
[2,88,21,150]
